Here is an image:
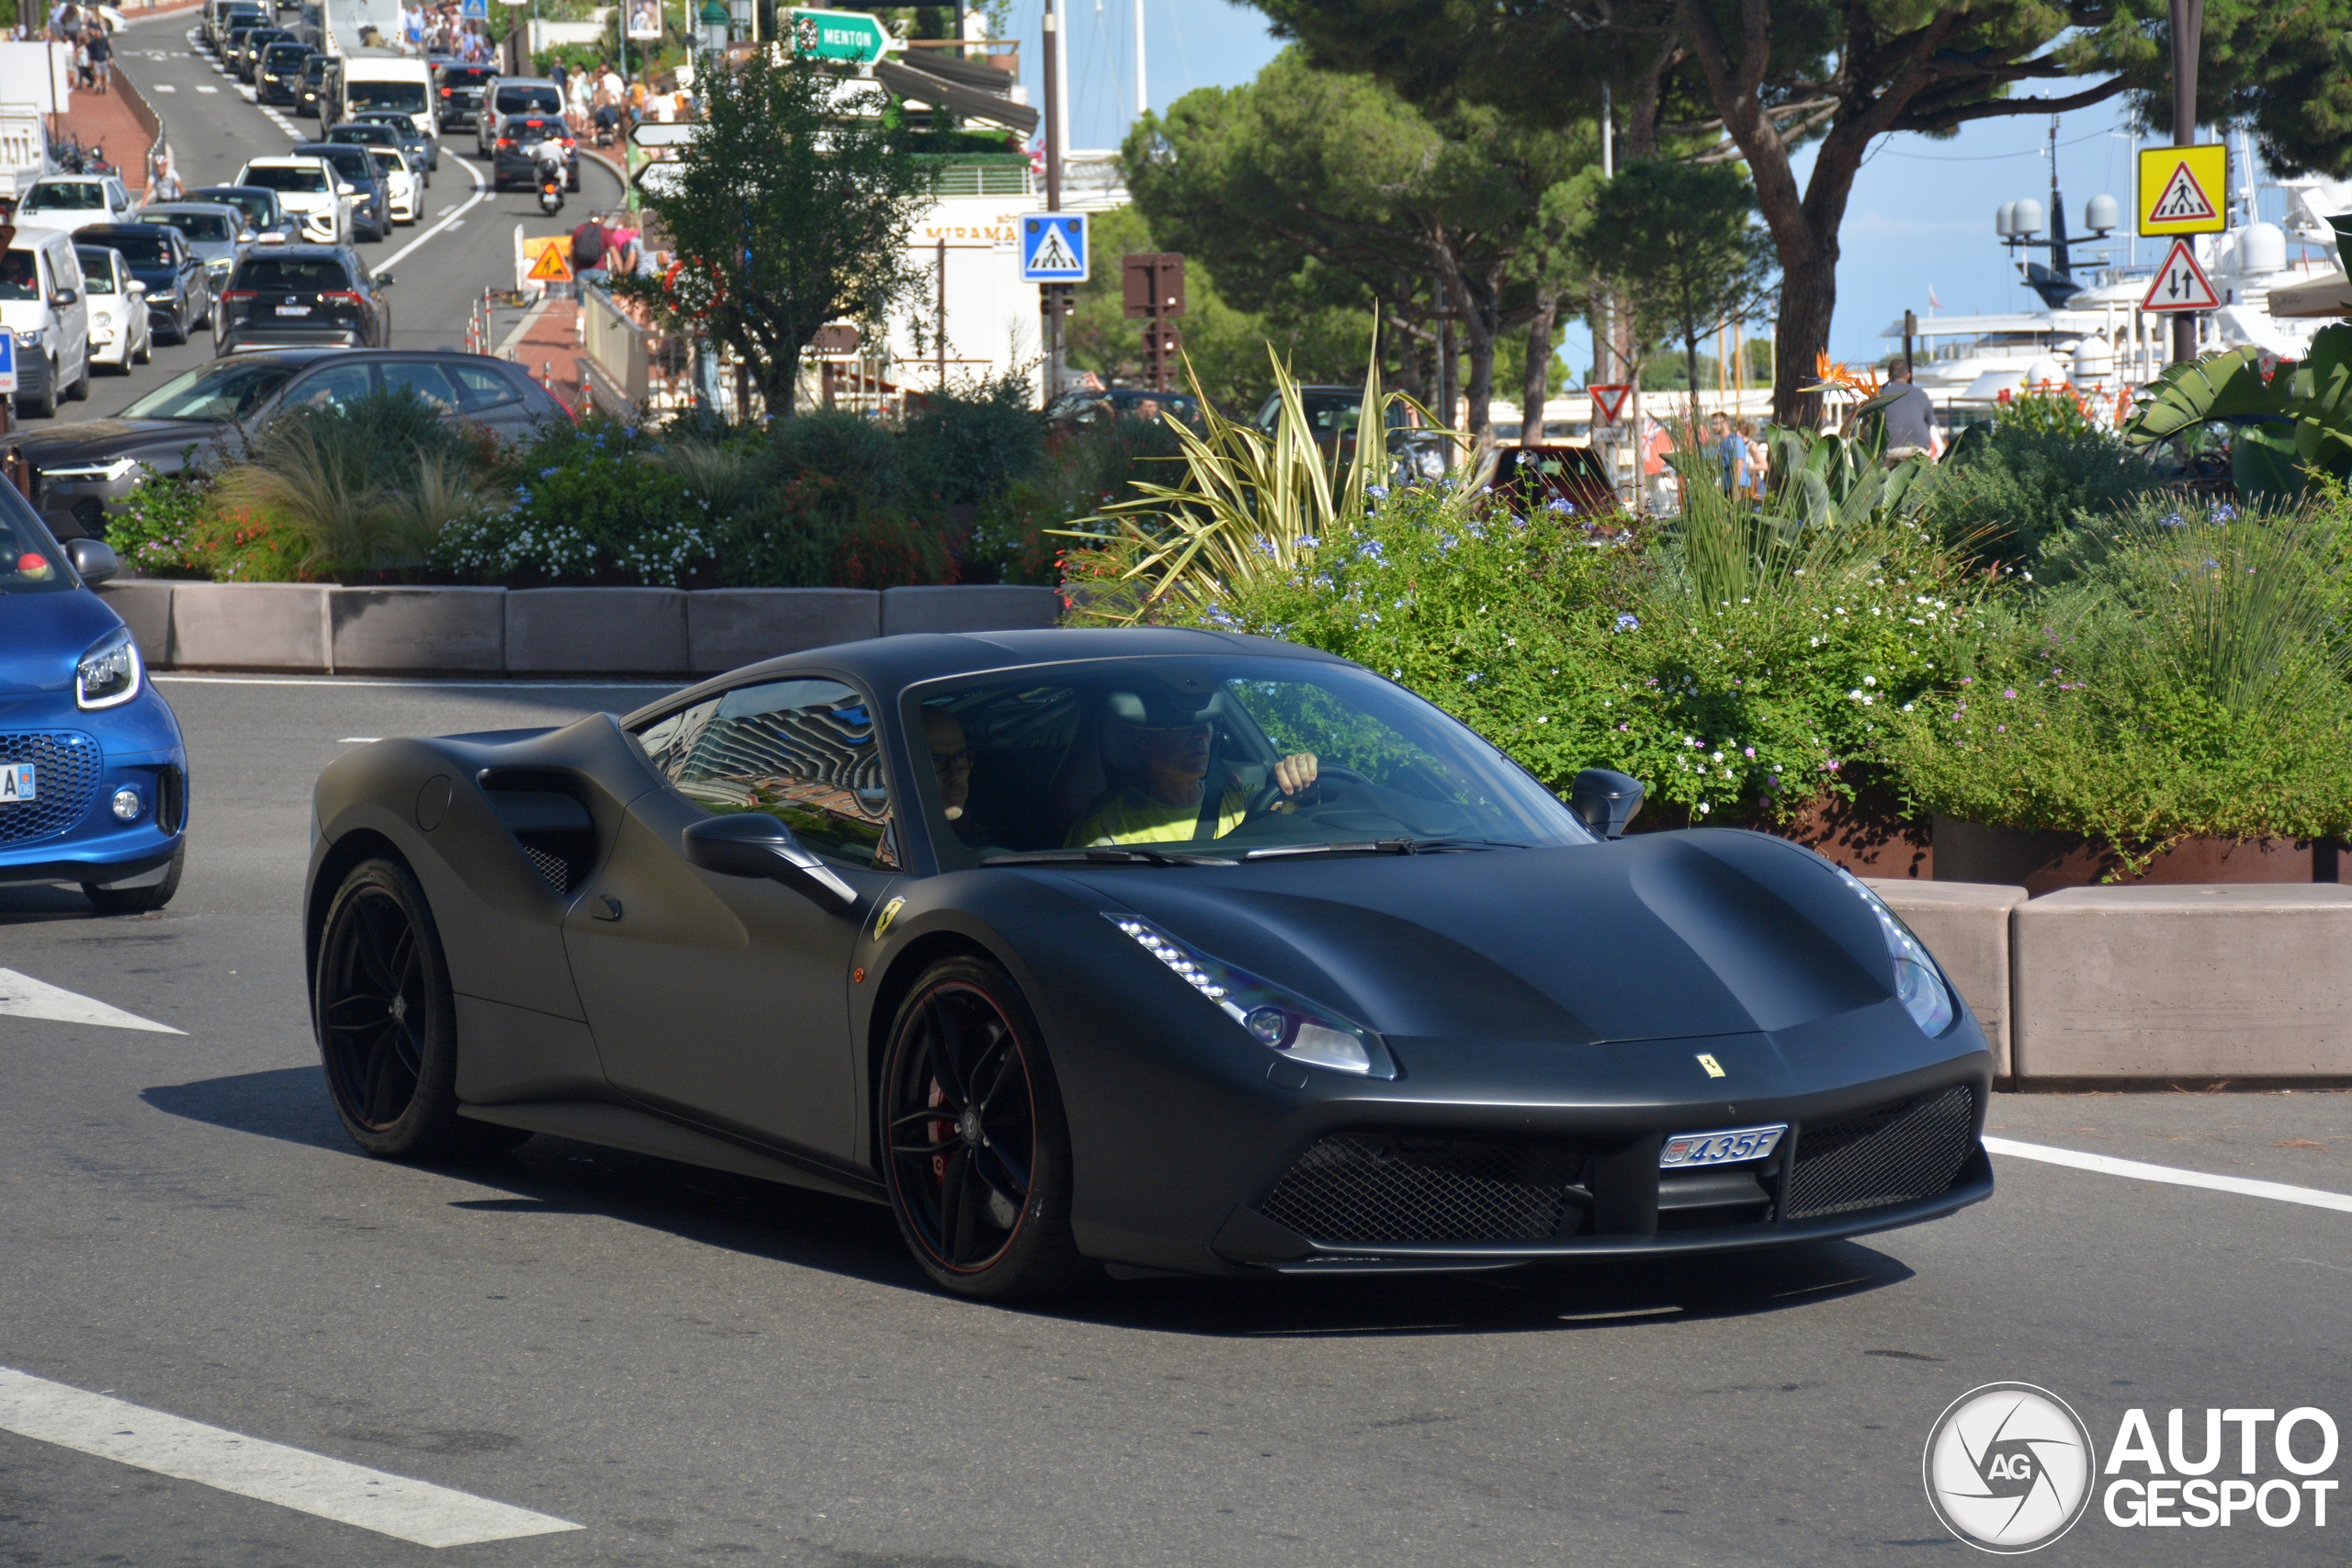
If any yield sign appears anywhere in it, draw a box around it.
[1589,383,1633,424]
[2141,239,2220,313]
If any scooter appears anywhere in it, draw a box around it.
[532,144,565,216]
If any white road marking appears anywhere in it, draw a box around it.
[0,1367,582,1549]
[194,84,217,93]
[1985,1135,2352,1216]
[150,82,175,92]
[0,969,180,1035]
[336,737,380,744]
[376,155,490,272]
[157,674,676,689]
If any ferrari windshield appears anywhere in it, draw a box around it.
[911,658,1589,872]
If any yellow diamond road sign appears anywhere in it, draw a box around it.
[2138,144,2228,236]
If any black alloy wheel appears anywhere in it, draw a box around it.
[314,856,525,1159]
[880,956,1085,1299]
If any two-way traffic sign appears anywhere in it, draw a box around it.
[1020,213,1088,283]
[2141,238,2221,313]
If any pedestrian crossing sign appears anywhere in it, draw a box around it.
[460,0,487,17]
[2138,144,2227,236]
[1020,213,1088,283]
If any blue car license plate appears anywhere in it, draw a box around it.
[1,762,33,802]
[1660,1122,1786,1168]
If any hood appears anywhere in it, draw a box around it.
[127,261,182,291]
[0,585,118,694]
[1066,829,1895,1047]
[1,418,231,474]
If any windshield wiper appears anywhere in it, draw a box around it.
[982,846,1237,867]
[1243,837,1526,861]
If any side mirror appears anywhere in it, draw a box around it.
[240,228,256,243]
[373,272,394,287]
[66,536,119,585]
[128,279,147,295]
[1570,768,1645,840]
[51,287,76,305]
[338,183,356,195]
[681,812,857,907]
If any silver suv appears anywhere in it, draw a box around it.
[473,76,564,158]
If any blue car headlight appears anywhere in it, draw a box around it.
[75,625,141,710]
[1107,913,1396,1077]
[1833,867,1956,1036]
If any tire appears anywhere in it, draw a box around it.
[84,838,184,914]
[130,327,149,366]
[67,347,89,400]
[878,955,1087,1301]
[313,855,526,1159]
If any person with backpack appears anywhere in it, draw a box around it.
[570,213,609,287]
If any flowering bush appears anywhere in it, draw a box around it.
[105,467,308,581]
[435,416,707,587]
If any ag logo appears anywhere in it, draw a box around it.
[1924,1382,2097,1553]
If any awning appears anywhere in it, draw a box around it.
[2269,269,2352,319]
[875,58,1039,134]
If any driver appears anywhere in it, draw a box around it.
[1068,689,1317,847]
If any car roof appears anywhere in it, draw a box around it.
[137,203,242,216]
[28,175,105,186]
[244,154,331,166]
[236,243,356,260]
[79,222,171,239]
[187,184,274,196]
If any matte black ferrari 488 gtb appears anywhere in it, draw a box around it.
[304,628,1994,1298]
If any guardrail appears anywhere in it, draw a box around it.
[580,284,650,418]
[110,73,164,195]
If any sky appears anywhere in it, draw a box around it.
[996,0,2316,382]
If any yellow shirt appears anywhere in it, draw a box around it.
[1068,785,1247,847]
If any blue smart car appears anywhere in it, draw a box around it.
[0,491,188,912]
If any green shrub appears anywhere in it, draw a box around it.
[107,465,309,581]
[970,415,1188,586]
[1926,422,2162,572]
[436,414,704,586]
[899,374,1046,511]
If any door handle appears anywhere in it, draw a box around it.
[591,895,622,921]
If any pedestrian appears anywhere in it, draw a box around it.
[84,19,107,93]
[147,145,182,203]
[1876,361,1939,460]
[1709,412,1747,497]
[1737,417,1765,499]
[570,210,610,286]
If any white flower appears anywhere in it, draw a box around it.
[1861,675,1876,687]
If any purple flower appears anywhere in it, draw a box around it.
[1615,613,1640,633]
[2003,688,2017,699]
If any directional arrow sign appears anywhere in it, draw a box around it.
[2141,238,2221,313]
[786,7,897,66]
[630,120,702,148]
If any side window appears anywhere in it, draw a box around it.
[379,359,460,412]
[447,361,524,411]
[634,679,896,869]
[283,361,376,410]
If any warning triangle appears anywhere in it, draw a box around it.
[1030,225,1079,274]
[527,244,573,283]
[2150,161,2217,224]
[2141,238,2221,312]
[1589,383,1632,423]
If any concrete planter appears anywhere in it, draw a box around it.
[331,587,506,674]
[94,581,175,667]
[2010,884,2352,1083]
[167,582,330,671]
[881,584,1061,637]
[1933,815,2333,895]
[509,587,688,675]
[1865,879,2026,1078]
[687,589,881,673]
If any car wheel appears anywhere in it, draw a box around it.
[83,839,185,915]
[879,954,1088,1301]
[131,326,149,366]
[67,347,89,400]
[313,855,529,1159]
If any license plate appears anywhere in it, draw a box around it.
[1660,1122,1786,1168]
[0,762,33,803]
[276,305,311,316]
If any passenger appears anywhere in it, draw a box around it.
[1068,692,1316,847]
[923,705,975,825]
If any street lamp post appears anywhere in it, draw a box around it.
[697,0,728,57]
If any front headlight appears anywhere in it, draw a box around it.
[1106,913,1397,1077]
[75,625,141,710]
[16,327,41,346]
[45,457,140,483]
[1832,867,1956,1036]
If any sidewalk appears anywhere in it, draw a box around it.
[500,294,586,415]
[57,73,156,194]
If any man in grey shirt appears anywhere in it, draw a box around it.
[1878,362,1938,457]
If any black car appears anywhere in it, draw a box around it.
[216,243,390,353]
[351,109,436,175]
[233,26,292,81]
[186,184,296,241]
[256,40,314,105]
[291,141,389,241]
[209,0,265,50]
[432,61,494,132]
[490,113,579,192]
[300,629,1995,1300]
[0,349,566,541]
[323,121,424,190]
[76,223,209,345]
[297,53,332,118]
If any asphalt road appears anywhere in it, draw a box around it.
[2,675,2349,1566]
[47,14,628,423]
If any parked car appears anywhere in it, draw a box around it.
[233,155,350,245]
[0,349,566,542]
[474,76,563,158]
[75,224,210,346]
[0,228,92,419]
[72,244,151,373]
[297,51,333,118]
[133,202,249,313]
[1046,386,1204,434]
[431,60,494,133]
[215,243,391,353]
[16,176,136,235]
[291,141,390,243]
[350,108,436,175]
[0,504,189,915]
[255,40,314,106]
[184,185,295,242]
[489,113,578,193]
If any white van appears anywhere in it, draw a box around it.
[340,53,436,140]
[0,227,92,419]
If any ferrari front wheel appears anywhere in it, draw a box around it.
[314,856,524,1160]
[880,956,1085,1300]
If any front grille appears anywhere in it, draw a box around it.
[71,495,106,535]
[1784,1085,1978,1221]
[521,842,571,895]
[0,730,101,845]
[1258,1134,1578,1244]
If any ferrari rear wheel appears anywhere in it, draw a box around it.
[314,856,525,1160]
[880,956,1085,1300]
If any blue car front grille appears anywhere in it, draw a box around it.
[0,730,101,845]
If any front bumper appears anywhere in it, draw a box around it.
[10,346,51,404]
[32,461,148,542]
[295,208,339,243]
[0,687,189,887]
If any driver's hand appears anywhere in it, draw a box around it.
[1273,752,1318,796]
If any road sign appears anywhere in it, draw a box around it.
[523,237,573,284]
[0,332,17,397]
[630,121,702,148]
[786,7,896,66]
[1020,213,1087,283]
[1589,383,1632,424]
[2141,238,2221,312]
[2138,144,2227,236]
[1121,253,1184,318]
[459,0,486,17]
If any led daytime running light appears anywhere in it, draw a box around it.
[1833,867,1956,1037]
[1107,914,1392,1077]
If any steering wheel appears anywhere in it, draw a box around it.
[1242,763,1371,821]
